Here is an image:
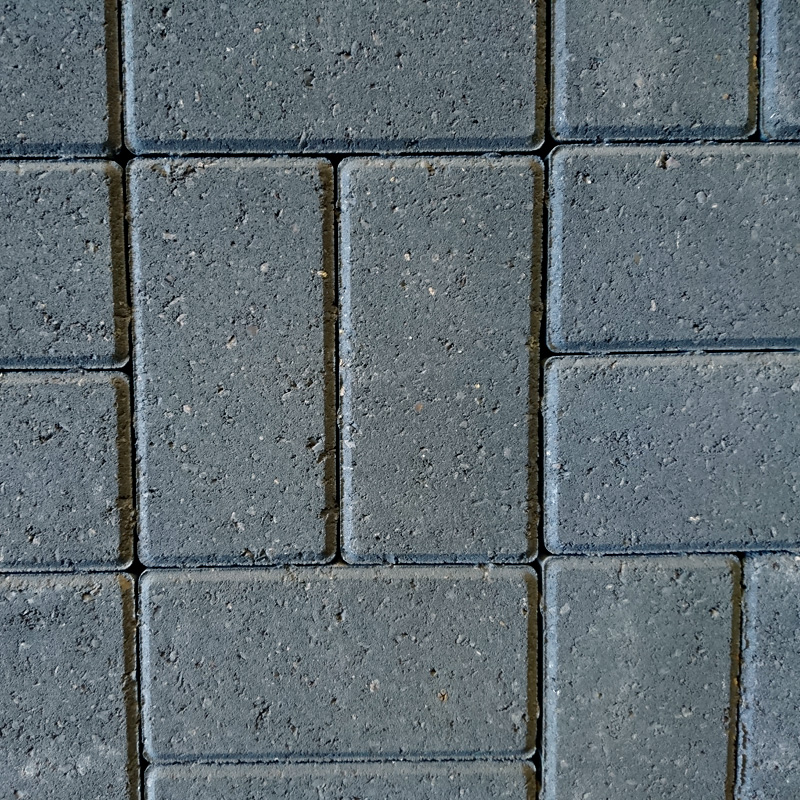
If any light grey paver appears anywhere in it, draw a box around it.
[762,0,800,139]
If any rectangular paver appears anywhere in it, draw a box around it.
[0,161,128,368]
[543,353,800,553]
[340,157,542,563]
[548,145,800,352]
[122,0,544,153]
[0,573,137,800]
[0,372,133,570]
[140,567,536,762]
[146,762,535,800]
[543,556,740,800]
[762,0,800,138]
[552,0,756,141]
[130,158,335,567]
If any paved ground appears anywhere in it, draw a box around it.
[0,1,798,798]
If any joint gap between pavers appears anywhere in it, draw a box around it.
[543,346,800,358]
[144,754,534,767]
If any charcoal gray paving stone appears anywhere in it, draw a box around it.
[0,372,133,570]
[0,161,128,368]
[762,0,800,138]
[340,157,541,563]
[739,555,800,798]
[0,1,120,155]
[543,353,800,554]
[146,762,536,800]
[123,0,543,153]
[552,0,757,141]
[140,567,536,762]
[548,145,800,352]
[543,555,740,800]
[130,158,335,567]
[0,573,138,800]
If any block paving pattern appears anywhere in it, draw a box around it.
[0,1,798,798]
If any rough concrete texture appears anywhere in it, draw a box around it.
[739,556,800,799]
[0,1,120,155]
[123,0,543,153]
[543,353,800,553]
[0,372,133,571]
[146,762,535,800]
[0,573,137,800]
[548,145,800,352]
[130,158,335,567]
[552,0,757,141]
[542,556,740,800]
[140,567,536,762]
[340,157,542,563]
[762,0,800,138]
[0,161,128,368]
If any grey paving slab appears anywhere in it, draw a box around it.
[140,566,536,762]
[739,555,800,799]
[146,762,535,800]
[0,1,120,155]
[552,0,757,141]
[543,555,740,800]
[0,372,133,571]
[0,161,128,368]
[130,158,335,567]
[543,353,800,554]
[122,0,544,154]
[762,0,800,138]
[0,573,137,800]
[548,145,800,352]
[340,157,542,564]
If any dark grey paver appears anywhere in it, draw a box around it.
[0,1,120,155]
[123,1,543,154]
[0,372,133,571]
[548,145,800,352]
[0,573,137,800]
[543,555,740,800]
[552,0,757,141]
[146,762,535,799]
[140,567,536,762]
[130,158,335,567]
[739,555,800,798]
[762,0,800,138]
[340,157,541,564]
[543,353,800,554]
[0,161,128,368]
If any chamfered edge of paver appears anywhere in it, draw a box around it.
[760,0,800,140]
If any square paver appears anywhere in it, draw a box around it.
[552,0,757,141]
[762,0,800,138]
[122,0,544,153]
[130,158,335,566]
[542,555,740,800]
[0,161,128,368]
[0,1,120,155]
[0,372,133,571]
[340,157,542,563]
[0,573,137,800]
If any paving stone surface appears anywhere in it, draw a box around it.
[548,145,800,353]
[543,353,800,554]
[0,372,133,571]
[140,567,536,762]
[552,0,757,141]
[542,555,740,800]
[0,161,128,368]
[130,158,336,567]
[146,762,535,799]
[340,157,541,563]
[0,573,137,800]
[762,0,800,138]
[0,1,120,155]
[122,0,544,153]
[739,555,800,799]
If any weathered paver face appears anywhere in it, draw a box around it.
[340,156,541,564]
[762,0,800,138]
[130,158,336,567]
